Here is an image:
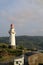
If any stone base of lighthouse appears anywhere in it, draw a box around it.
[8,45,16,49]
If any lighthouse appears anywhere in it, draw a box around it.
[9,24,16,48]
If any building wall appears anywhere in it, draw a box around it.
[14,55,24,65]
[10,28,16,46]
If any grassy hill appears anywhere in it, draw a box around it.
[16,36,43,50]
[0,36,43,50]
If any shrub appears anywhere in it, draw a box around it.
[2,44,8,48]
[0,55,2,58]
[17,45,24,50]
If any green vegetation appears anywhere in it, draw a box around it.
[16,45,24,50]
[0,36,43,50]
[16,36,43,50]
[0,43,23,62]
[0,36,43,62]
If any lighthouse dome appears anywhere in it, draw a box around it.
[11,24,14,28]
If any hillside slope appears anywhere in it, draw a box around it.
[0,36,43,50]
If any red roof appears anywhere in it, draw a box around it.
[10,24,14,28]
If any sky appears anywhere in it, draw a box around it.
[0,0,43,36]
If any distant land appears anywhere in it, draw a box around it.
[0,36,43,50]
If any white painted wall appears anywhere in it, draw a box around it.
[14,55,24,65]
[9,28,16,46]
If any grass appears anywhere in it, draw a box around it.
[0,43,23,62]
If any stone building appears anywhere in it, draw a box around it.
[24,52,43,65]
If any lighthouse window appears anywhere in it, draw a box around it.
[16,61,18,64]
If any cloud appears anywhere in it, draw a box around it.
[0,0,43,21]
[37,0,43,4]
[0,0,43,36]
[0,6,43,27]
[32,29,43,36]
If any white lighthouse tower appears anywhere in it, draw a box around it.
[9,24,16,48]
